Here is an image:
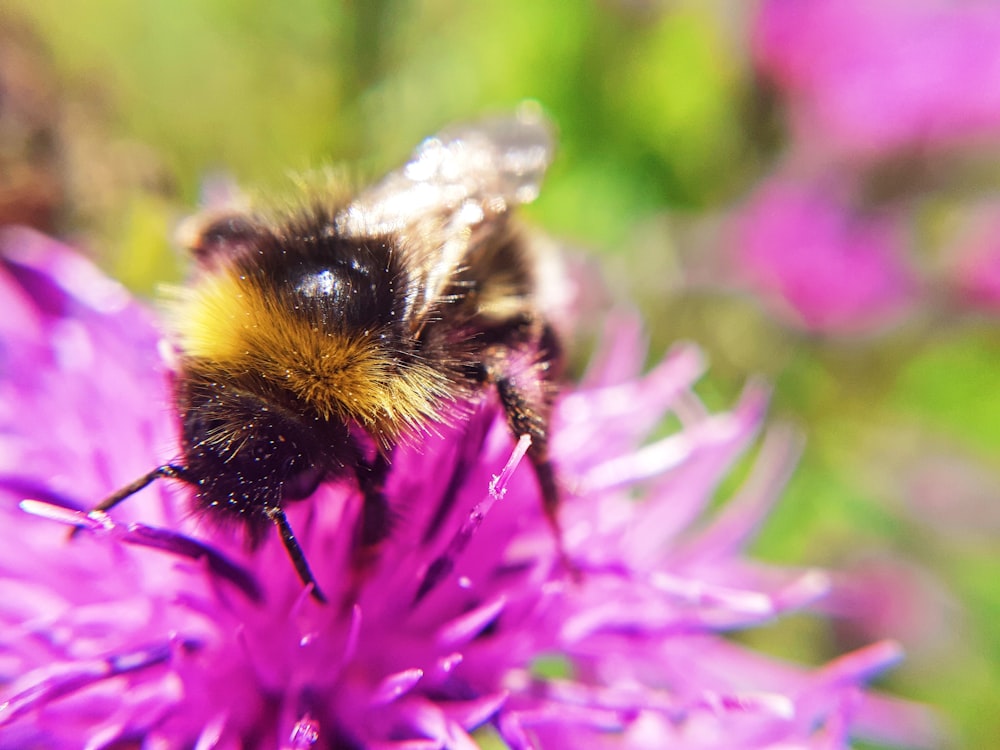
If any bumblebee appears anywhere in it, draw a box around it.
[88,108,563,602]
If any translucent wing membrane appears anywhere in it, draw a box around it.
[336,105,555,325]
[338,104,554,236]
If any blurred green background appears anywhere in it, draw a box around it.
[2,1,997,747]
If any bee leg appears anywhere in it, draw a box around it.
[71,464,189,538]
[265,505,328,604]
[90,464,189,514]
[356,451,393,546]
[480,352,574,574]
[341,451,393,608]
[491,376,560,525]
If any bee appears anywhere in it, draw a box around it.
[86,107,563,602]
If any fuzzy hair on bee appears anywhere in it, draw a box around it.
[85,106,565,603]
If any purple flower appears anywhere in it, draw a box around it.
[732,177,917,334]
[0,227,936,748]
[754,0,1000,157]
[946,208,1000,313]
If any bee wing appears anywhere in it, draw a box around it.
[336,105,555,325]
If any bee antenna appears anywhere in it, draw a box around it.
[266,506,328,603]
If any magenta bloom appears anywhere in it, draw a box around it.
[0,227,935,748]
[948,209,1000,312]
[754,0,1000,156]
[733,178,916,334]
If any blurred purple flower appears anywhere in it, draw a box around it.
[948,210,1000,312]
[733,178,917,334]
[825,554,961,664]
[754,0,1000,157]
[0,228,937,748]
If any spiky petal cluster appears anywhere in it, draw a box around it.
[0,228,934,748]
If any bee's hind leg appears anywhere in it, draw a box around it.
[477,326,572,573]
[356,451,393,547]
[339,451,394,608]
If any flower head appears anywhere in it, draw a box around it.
[754,0,1000,157]
[732,177,916,334]
[0,227,936,748]
[945,206,1000,313]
